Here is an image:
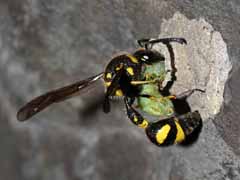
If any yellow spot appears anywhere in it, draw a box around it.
[127,67,134,76]
[126,54,139,63]
[115,64,123,71]
[106,73,112,79]
[115,89,123,96]
[156,124,171,144]
[105,81,111,87]
[133,116,138,122]
[138,119,149,129]
[174,120,185,143]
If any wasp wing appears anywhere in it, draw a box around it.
[17,73,104,121]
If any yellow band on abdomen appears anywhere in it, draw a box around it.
[174,120,185,143]
[156,124,171,144]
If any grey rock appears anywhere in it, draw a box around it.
[155,12,232,120]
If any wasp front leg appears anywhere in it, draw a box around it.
[103,68,126,113]
[145,111,202,146]
[124,97,149,129]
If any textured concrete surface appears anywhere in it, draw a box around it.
[1,0,240,180]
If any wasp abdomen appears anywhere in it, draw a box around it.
[145,111,202,146]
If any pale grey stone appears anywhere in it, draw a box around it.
[155,12,232,120]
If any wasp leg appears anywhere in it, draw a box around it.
[159,42,180,97]
[161,88,205,116]
[103,68,125,113]
[124,97,149,129]
[130,79,157,85]
[145,111,202,146]
[137,38,187,49]
[173,88,205,100]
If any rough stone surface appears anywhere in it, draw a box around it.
[155,12,232,120]
[1,1,240,180]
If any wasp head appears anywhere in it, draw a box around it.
[133,49,165,65]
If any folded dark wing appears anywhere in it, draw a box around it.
[17,73,104,121]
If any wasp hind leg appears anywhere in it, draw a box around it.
[124,97,149,129]
[145,111,202,147]
[174,88,205,100]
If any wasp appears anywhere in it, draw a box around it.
[17,37,204,147]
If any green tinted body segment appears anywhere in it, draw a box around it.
[143,61,166,81]
[138,85,174,116]
[137,61,174,117]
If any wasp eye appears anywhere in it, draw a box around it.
[141,55,149,62]
[143,55,149,60]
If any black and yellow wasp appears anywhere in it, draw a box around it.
[17,37,204,147]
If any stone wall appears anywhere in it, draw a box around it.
[1,1,240,180]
